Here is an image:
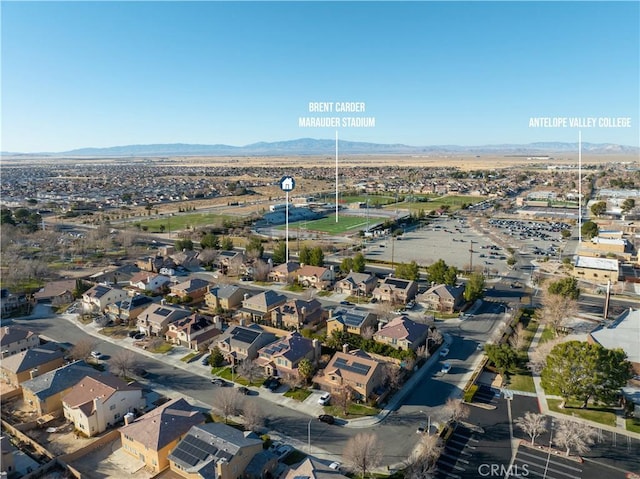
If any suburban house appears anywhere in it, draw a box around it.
[170,249,201,270]
[268,261,300,283]
[165,313,222,351]
[0,326,40,359]
[20,361,106,416]
[129,272,171,293]
[272,298,325,330]
[588,308,640,375]
[295,265,336,290]
[137,255,174,273]
[0,342,65,387]
[105,294,154,325]
[572,256,620,284]
[137,303,192,337]
[0,289,29,315]
[81,284,129,313]
[119,397,205,473]
[334,271,378,297]
[313,349,385,401]
[373,316,430,351]
[62,375,144,437]
[168,422,266,479]
[1,436,17,477]
[170,278,211,303]
[372,277,418,304]
[255,332,320,379]
[239,290,287,323]
[205,284,251,312]
[219,250,245,276]
[417,284,466,313]
[326,306,378,337]
[284,457,349,479]
[33,279,77,306]
[209,324,277,364]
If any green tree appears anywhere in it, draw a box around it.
[245,236,264,259]
[443,266,458,286]
[309,246,324,266]
[621,198,636,213]
[547,276,580,300]
[0,208,15,226]
[297,358,314,385]
[299,245,311,265]
[464,272,485,302]
[427,259,457,285]
[353,252,366,273]
[340,257,354,273]
[175,238,194,251]
[485,344,518,378]
[272,241,287,264]
[208,346,224,367]
[201,232,220,250]
[221,237,234,250]
[590,201,607,217]
[561,229,571,239]
[581,220,599,240]
[395,261,420,281]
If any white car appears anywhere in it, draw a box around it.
[439,347,449,358]
[318,392,331,405]
[329,462,342,471]
[441,363,451,374]
[90,351,102,359]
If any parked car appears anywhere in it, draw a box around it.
[318,414,335,424]
[318,392,331,405]
[439,347,449,358]
[237,386,250,395]
[441,363,451,374]
[329,462,342,471]
[211,378,229,387]
[128,330,138,338]
[90,351,102,359]
[262,377,281,391]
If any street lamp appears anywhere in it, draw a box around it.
[307,418,313,453]
[542,419,554,479]
[419,410,431,435]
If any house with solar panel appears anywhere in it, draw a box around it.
[209,324,277,364]
[255,331,321,379]
[105,294,154,325]
[371,276,418,305]
[81,284,129,313]
[119,397,205,473]
[271,298,325,330]
[238,290,287,323]
[326,306,378,338]
[165,312,222,351]
[168,422,271,479]
[136,303,192,337]
[313,349,385,401]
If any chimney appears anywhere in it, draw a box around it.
[239,317,246,326]
[161,298,166,305]
[301,306,307,318]
[244,293,250,300]
[342,343,349,354]
[312,338,321,360]
[124,412,135,426]
[29,368,39,379]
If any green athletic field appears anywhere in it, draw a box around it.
[131,213,236,232]
[284,215,378,234]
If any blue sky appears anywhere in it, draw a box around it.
[2,1,638,152]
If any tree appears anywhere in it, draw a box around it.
[395,260,420,281]
[69,338,96,361]
[537,289,578,337]
[581,220,599,240]
[621,198,636,214]
[541,340,633,408]
[427,259,457,285]
[554,419,597,457]
[404,433,442,479]
[334,385,355,416]
[217,387,241,423]
[353,252,366,273]
[175,238,194,251]
[561,229,571,239]
[528,336,565,374]
[221,236,234,250]
[109,350,138,379]
[200,232,220,249]
[272,241,287,264]
[464,272,485,302]
[245,237,264,259]
[237,359,262,386]
[344,432,383,479]
[299,245,311,265]
[590,201,607,217]
[514,412,547,445]
[384,363,403,391]
[484,344,518,378]
[340,257,354,273]
[297,358,314,385]
[509,323,526,351]
[443,398,469,425]
[241,400,264,432]
[209,346,224,367]
[309,246,324,266]
[547,276,580,300]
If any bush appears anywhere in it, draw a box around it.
[463,384,478,402]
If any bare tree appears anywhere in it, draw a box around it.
[237,359,262,386]
[334,385,355,416]
[514,412,547,446]
[344,432,383,479]
[253,259,271,282]
[109,349,138,379]
[404,434,442,479]
[554,419,597,457]
[415,345,427,359]
[217,387,241,423]
[241,400,264,432]
[69,338,96,361]
[528,336,565,374]
[537,290,578,337]
[509,323,527,351]
[385,363,403,391]
[361,325,375,341]
[443,398,469,425]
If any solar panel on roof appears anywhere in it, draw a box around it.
[385,278,409,288]
[218,450,233,461]
[343,313,365,327]
[334,357,371,376]
[156,308,172,316]
[172,449,199,467]
[232,328,260,344]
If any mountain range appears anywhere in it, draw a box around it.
[2,138,638,157]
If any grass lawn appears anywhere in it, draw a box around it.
[626,418,640,433]
[181,352,198,362]
[547,399,617,426]
[326,403,380,418]
[134,213,236,232]
[284,388,312,402]
[285,215,376,234]
[539,327,556,343]
[99,326,130,338]
[393,195,485,212]
[148,342,174,354]
[507,374,536,393]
